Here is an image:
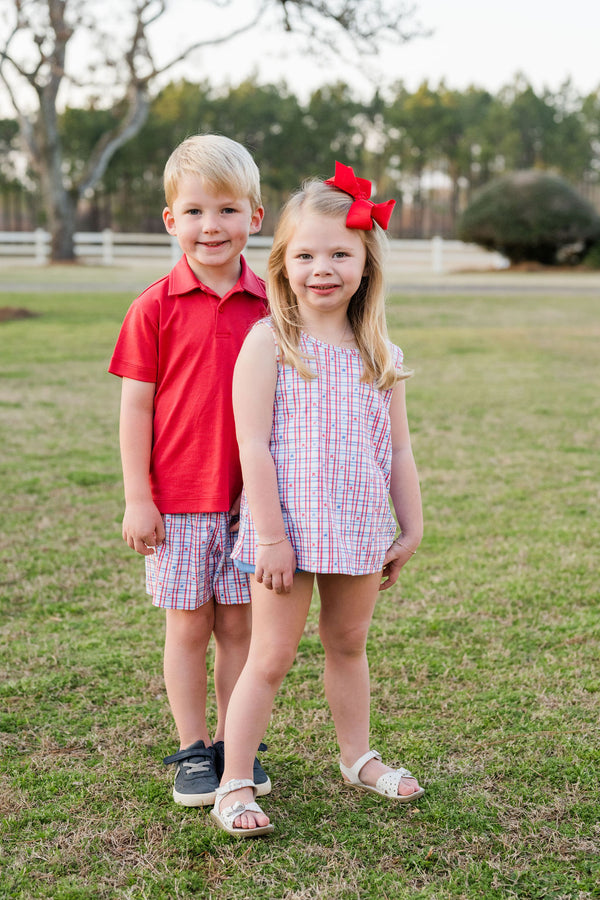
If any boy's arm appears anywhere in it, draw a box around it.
[119,377,165,556]
[232,325,297,593]
[381,379,423,590]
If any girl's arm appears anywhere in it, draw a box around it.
[119,377,165,556]
[380,379,423,590]
[233,324,297,593]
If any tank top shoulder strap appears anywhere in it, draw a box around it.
[251,316,281,363]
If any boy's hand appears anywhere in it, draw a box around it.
[255,540,297,594]
[229,493,242,532]
[122,501,165,556]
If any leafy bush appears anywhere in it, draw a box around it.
[457,170,600,265]
[582,241,600,269]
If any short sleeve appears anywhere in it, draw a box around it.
[108,297,160,382]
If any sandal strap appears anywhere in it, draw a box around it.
[214,778,258,820]
[215,778,256,800]
[375,768,416,797]
[340,749,382,783]
[220,799,264,826]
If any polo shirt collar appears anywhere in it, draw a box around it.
[168,254,266,300]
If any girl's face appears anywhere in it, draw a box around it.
[284,212,367,319]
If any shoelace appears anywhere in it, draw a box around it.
[182,760,212,774]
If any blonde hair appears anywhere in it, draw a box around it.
[267,178,409,389]
[163,134,261,211]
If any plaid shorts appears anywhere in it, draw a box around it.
[145,512,250,610]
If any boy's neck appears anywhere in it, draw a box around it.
[185,255,243,298]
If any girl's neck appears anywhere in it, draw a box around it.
[300,310,357,349]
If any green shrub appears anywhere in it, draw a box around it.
[457,170,600,265]
[582,241,600,269]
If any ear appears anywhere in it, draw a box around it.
[249,206,264,235]
[163,207,177,236]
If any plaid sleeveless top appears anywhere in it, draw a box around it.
[232,319,404,574]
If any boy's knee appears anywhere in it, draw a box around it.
[166,605,215,646]
[213,603,251,644]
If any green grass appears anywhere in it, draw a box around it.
[1,282,599,899]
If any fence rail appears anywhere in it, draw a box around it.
[0,229,507,273]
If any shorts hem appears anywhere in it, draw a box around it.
[150,593,251,611]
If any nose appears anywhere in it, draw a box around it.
[312,255,333,275]
[201,212,220,233]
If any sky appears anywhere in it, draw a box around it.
[2,0,598,116]
[156,0,600,101]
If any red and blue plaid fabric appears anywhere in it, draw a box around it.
[233,321,403,575]
[146,512,250,609]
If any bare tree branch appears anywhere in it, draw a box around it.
[78,85,150,194]
[152,7,267,77]
[1,0,424,260]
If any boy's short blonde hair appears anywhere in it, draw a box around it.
[163,134,261,210]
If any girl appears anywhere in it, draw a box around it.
[211,162,424,837]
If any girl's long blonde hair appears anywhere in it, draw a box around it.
[267,178,409,390]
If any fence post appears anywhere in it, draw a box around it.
[35,228,47,265]
[102,228,114,265]
[431,235,444,273]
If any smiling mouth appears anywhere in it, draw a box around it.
[309,283,339,291]
[201,240,227,248]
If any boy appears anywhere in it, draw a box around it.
[109,135,270,807]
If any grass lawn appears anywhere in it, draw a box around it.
[0,280,598,899]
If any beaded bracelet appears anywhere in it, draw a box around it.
[394,538,417,555]
[257,536,288,546]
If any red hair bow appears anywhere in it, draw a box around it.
[324,161,395,231]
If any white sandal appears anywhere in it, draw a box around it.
[340,750,425,802]
[210,778,274,837]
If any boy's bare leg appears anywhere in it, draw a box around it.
[164,605,214,748]
[212,602,251,742]
[318,572,421,797]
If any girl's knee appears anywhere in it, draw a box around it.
[320,622,369,658]
[250,645,297,687]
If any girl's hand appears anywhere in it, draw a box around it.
[255,539,297,594]
[380,537,418,591]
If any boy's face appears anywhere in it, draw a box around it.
[163,176,263,283]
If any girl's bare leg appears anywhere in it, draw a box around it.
[318,572,422,796]
[219,571,315,829]
[212,602,251,742]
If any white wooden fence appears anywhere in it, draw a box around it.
[0,229,186,267]
[0,229,507,273]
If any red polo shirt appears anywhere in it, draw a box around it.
[109,255,267,513]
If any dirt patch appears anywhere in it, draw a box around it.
[0,307,40,322]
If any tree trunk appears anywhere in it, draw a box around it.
[36,87,77,260]
[39,170,77,261]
